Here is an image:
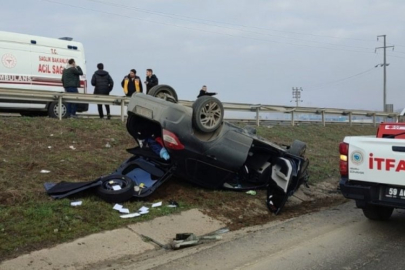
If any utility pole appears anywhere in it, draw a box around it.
[291,87,303,107]
[375,35,394,112]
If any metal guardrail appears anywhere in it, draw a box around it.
[0,88,399,126]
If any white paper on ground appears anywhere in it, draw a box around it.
[112,185,121,191]
[113,204,123,211]
[139,211,149,215]
[119,208,130,214]
[40,170,51,174]
[167,205,177,208]
[71,201,82,206]
[152,202,162,208]
[138,206,149,212]
[120,213,141,219]
[69,146,76,150]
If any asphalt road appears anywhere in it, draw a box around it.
[104,201,405,270]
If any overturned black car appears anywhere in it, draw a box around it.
[46,85,309,214]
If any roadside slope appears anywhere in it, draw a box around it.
[0,117,377,260]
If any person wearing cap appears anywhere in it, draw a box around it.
[121,69,143,97]
[197,85,217,98]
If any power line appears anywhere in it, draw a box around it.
[307,67,378,90]
[42,0,377,55]
[83,0,375,50]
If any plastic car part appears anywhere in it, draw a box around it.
[148,85,178,103]
[266,184,289,215]
[192,96,224,133]
[287,140,307,157]
[95,174,135,203]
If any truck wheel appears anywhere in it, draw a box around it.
[96,174,135,203]
[148,85,178,103]
[48,102,68,118]
[192,96,224,133]
[362,205,394,221]
[287,140,307,157]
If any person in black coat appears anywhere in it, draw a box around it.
[145,68,159,94]
[91,63,114,119]
[197,85,217,98]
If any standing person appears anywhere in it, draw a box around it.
[121,69,142,97]
[197,85,217,98]
[145,68,159,94]
[61,59,83,118]
[91,63,114,119]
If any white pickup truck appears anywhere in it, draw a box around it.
[340,123,405,220]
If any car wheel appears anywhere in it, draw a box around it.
[192,96,224,133]
[287,140,307,157]
[362,205,394,221]
[48,102,68,118]
[95,174,135,203]
[148,85,178,103]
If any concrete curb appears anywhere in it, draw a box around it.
[0,209,225,270]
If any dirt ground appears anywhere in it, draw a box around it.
[149,177,346,231]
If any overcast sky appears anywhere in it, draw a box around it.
[2,0,405,111]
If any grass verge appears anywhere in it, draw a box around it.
[0,117,377,260]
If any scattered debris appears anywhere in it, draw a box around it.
[152,202,162,208]
[112,185,121,191]
[40,170,51,174]
[139,206,149,215]
[48,146,52,149]
[246,190,257,196]
[141,234,166,249]
[120,213,141,219]
[113,204,123,211]
[119,208,130,214]
[50,134,54,137]
[170,227,229,250]
[69,146,76,150]
[105,142,111,148]
[167,200,179,208]
[71,201,82,207]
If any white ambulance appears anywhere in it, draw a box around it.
[0,31,88,117]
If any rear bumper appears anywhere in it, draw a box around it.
[340,177,405,209]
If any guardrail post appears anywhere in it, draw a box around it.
[321,111,325,127]
[58,95,62,121]
[373,114,376,127]
[121,99,125,122]
[255,107,260,127]
[291,111,295,126]
[349,112,352,126]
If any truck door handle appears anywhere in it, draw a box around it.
[392,146,405,152]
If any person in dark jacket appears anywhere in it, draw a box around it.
[145,69,159,94]
[91,63,114,119]
[197,85,217,98]
[62,59,83,118]
[121,69,142,97]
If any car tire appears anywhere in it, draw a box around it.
[95,174,135,203]
[362,205,394,221]
[148,85,178,103]
[48,102,68,118]
[287,140,307,157]
[192,96,224,133]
